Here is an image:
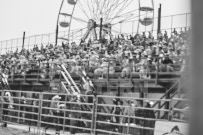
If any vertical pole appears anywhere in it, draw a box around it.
[99,18,103,41]
[56,0,65,46]
[48,34,50,45]
[41,34,43,45]
[171,15,174,35]
[11,40,13,52]
[62,94,67,132]
[17,92,21,123]
[132,21,134,35]
[1,89,4,124]
[156,58,160,85]
[28,37,30,50]
[137,0,141,34]
[107,60,110,81]
[91,94,97,134]
[34,36,37,45]
[178,80,181,98]
[169,99,174,121]
[126,105,130,135]
[22,31,26,49]
[120,22,122,34]
[5,40,7,54]
[118,81,120,96]
[157,4,162,36]
[151,0,155,33]
[16,38,18,52]
[186,13,188,28]
[37,93,43,134]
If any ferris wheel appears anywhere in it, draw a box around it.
[56,0,154,44]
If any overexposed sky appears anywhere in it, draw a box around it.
[0,0,191,41]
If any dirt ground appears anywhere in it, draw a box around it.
[0,127,35,135]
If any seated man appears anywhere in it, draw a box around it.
[159,54,174,72]
[121,55,131,78]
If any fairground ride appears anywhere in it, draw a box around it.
[55,0,154,45]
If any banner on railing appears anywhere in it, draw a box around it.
[154,121,188,135]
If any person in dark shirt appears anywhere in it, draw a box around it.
[160,54,174,72]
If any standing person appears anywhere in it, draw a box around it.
[110,99,123,132]
[83,78,93,109]
[32,99,38,126]
[49,95,61,135]
[123,100,136,124]
[69,93,82,134]
[2,92,10,127]
[20,95,26,124]
[143,101,156,135]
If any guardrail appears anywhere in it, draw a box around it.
[0,90,189,135]
[2,56,188,86]
[0,12,191,54]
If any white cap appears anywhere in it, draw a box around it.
[52,95,61,100]
[149,101,154,106]
[5,92,11,97]
[59,104,66,107]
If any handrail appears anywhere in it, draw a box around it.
[152,79,180,108]
[0,90,189,135]
[61,64,80,93]
[61,71,75,93]
[61,81,70,94]
[81,70,97,92]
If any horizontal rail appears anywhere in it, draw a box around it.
[0,90,189,135]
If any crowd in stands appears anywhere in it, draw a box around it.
[0,28,190,80]
[0,26,191,134]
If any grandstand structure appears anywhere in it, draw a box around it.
[0,0,190,135]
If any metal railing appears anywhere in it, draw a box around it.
[3,56,188,83]
[0,90,189,135]
[0,13,191,54]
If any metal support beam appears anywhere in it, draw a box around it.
[22,32,25,49]
[55,0,65,46]
[157,4,162,35]
[99,18,103,41]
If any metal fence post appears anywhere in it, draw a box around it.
[186,13,188,28]
[171,15,173,34]
[126,105,130,135]
[37,92,43,135]
[62,94,67,132]
[107,60,109,81]
[156,57,160,85]
[169,99,174,121]
[0,89,4,124]
[91,94,97,134]
[17,91,21,123]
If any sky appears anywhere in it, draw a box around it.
[0,0,191,41]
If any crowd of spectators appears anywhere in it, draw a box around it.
[0,28,190,80]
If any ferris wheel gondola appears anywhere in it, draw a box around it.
[56,0,154,44]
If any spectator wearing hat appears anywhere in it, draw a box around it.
[110,98,123,132]
[142,101,156,135]
[69,93,82,134]
[123,100,136,124]
[49,95,61,134]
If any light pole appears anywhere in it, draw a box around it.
[55,0,65,46]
